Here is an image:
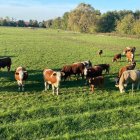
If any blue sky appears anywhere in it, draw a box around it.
[0,0,140,21]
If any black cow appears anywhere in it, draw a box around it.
[0,57,11,71]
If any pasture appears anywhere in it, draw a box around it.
[0,27,140,139]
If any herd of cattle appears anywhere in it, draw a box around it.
[0,46,140,95]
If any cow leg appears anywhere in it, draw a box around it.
[137,82,140,90]
[90,85,94,93]
[7,65,11,72]
[132,83,135,94]
[22,85,24,92]
[56,87,59,96]
[52,85,55,95]
[17,81,21,91]
[44,82,48,91]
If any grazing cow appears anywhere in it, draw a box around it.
[43,68,64,95]
[61,61,92,80]
[89,76,104,92]
[112,53,121,62]
[125,51,134,62]
[95,64,110,74]
[115,61,136,85]
[115,70,140,93]
[84,66,103,84]
[0,57,11,71]
[98,50,103,57]
[15,67,28,91]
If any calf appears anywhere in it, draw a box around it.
[0,57,11,71]
[43,68,64,95]
[112,53,121,62]
[95,64,110,74]
[98,50,103,57]
[89,76,104,92]
[15,67,28,91]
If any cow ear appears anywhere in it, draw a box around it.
[53,72,57,76]
[61,72,65,76]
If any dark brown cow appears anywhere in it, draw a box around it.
[15,67,28,91]
[84,66,103,83]
[94,64,110,74]
[0,57,11,71]
[89,76,104,92]
[112,53,121,62]
[61,61,92,80]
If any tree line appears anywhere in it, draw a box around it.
[1,3,140,35]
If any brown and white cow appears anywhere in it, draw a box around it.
[89,76,104,92]
[43,68,64,95]
[0,57,11,71]
[115,70,140,93]
[112,53,121,62]
[15,67,28,91]
[125,51,134,62]
[123,47,136,55]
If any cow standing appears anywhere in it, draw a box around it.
[43,68,64,95]
[89,76,104,92]
[115,70,140,93]
[0,57,11,71]
[94,64,110,74]
[112,53,121,62]
[15,67,28,91]
[98,50,103,57]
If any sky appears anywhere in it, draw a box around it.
[0,0,140,21]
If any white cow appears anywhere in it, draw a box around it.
[115,70,140,93]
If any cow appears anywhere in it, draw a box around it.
[0,57,11,71]
[43,68,64,95]
[115,70,140,94]
[94,64,110,74]
[125,51,134,62]
[88,76,104,92]
[115,61,136,85]
[98,50,103,57]
[15,67,28,91]
[84,66,103,84]
[112,53,121,62]
[61,61,92,80]
[123,47,136,55]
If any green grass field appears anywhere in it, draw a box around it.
[0,27,140,140]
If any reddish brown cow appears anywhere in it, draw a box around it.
[89,76,104,92]
[112,53,121,62]
[43,68,64,95]
[15,67,28,91]
[123,47,136,55]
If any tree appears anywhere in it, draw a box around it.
[52,17,62,29]
[97,11,119,32]
[17,20,25,27]
[61,12,69,30]
[68,3,100,33]
[133,20,140,35]
[116,14,135,34]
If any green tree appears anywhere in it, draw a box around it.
[116,14,135,34]
[68,3,100,33]
[133,20,140,35]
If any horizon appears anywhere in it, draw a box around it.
[0,0,140,21]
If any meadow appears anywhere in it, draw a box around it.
[0,27,140,140]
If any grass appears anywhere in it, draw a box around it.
[0,27,140,139]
